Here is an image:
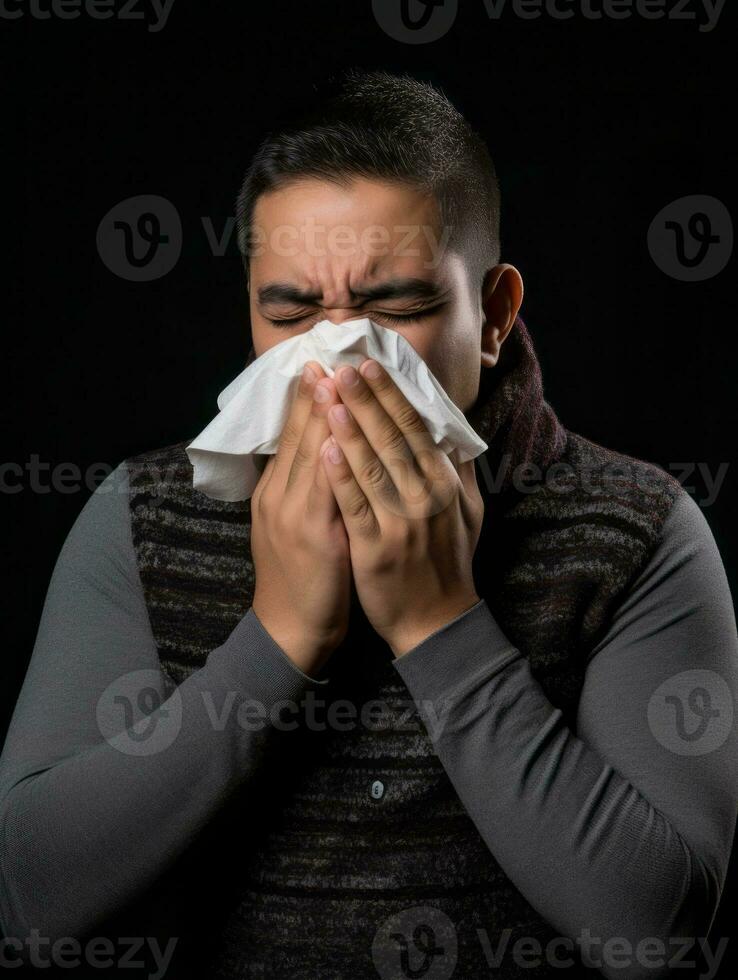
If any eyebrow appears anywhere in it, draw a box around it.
[256,278,446,306]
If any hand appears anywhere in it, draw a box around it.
[320,359,484,658]
[251,361,351,677]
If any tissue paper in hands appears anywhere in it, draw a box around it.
[186,317,488,502]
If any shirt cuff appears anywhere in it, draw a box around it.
[391,598,521,705]
[207,606,331,710]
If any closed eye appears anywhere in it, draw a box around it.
[265,303,446,329]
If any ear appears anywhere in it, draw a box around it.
[480,264,524,368]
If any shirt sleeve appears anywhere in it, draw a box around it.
[392,489,738,979]
[0,462,331,944]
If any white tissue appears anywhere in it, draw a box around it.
[186,317,488,502]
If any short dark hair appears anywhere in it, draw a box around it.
[235,69,501,289]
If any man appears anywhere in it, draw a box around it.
[1,69,737,979]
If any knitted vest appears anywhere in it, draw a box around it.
[125,318,681,979]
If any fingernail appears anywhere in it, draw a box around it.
[331,404,350,423]
[328,444,343,464]
[313,382,330,403]
[361,359,381,380]
[302,364,316,383]
[340,365,359,386]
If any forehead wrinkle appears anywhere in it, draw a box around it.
[314,260,357,309]
[338,252,383,308]
[304,253,384,309]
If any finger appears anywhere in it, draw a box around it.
[271,361,325,490]
[440,447,478,500]
[251,453,276,511]
[457,455,478,495]
[326,400,400,513]
[448,447,470,482]
[321,434,379,537]
[450,450,479,496]
[286,375,342,493]
[333,362,429,499]
[456,455,484,525]
[306,435,341,520]
[355,359,438,463]
[261,453,277,486]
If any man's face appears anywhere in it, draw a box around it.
[247,177,485,413]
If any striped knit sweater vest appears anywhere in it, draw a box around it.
[125,318,681,979]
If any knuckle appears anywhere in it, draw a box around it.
[291,441,313,472]
[352,383,376,409]
[359,456,386,488]
[344,427,365,451]
[352,497,377,534]
[371,370,393,393]
[394,401,425,433]
[376,423,407,458]
[333,465,355,487]
[279,418,302,451]
[348,491,370,519]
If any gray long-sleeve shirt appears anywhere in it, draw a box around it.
[1,462,737,975]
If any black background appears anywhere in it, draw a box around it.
[3,0,737,974]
